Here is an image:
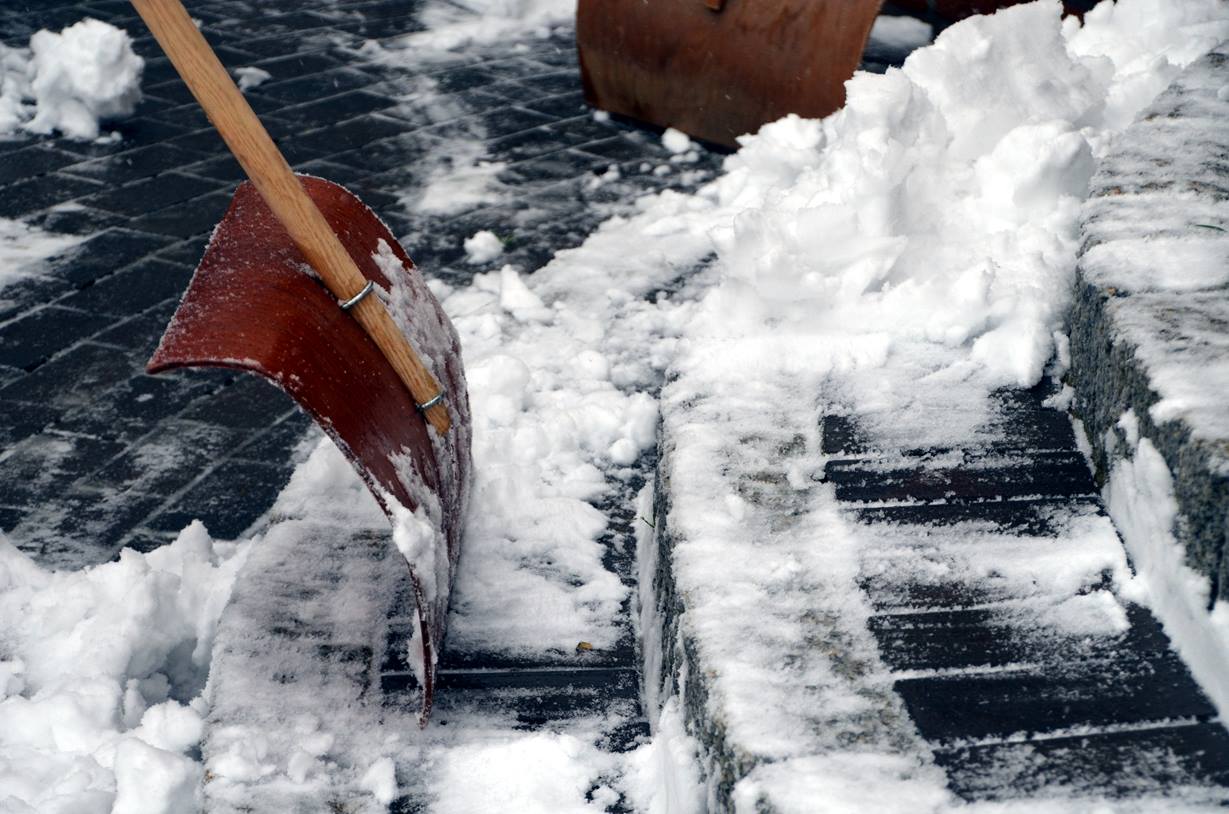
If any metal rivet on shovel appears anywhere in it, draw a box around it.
[129,0,450,435]
[129,0,471,725]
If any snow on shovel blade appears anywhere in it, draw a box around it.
[148,176,471,724]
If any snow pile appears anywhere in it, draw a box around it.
[673,0,1229,449]
[0,18,143,141]
[0,524,247,814]
[0,217,85,293]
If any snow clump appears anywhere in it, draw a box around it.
[463,229,504,264]
[233,66,271,91]
[0,18,143,141]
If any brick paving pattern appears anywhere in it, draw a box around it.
[0,0,719,570]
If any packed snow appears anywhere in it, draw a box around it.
[4,0,1229,811]
[0,18,142,141]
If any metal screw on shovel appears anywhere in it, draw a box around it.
[129,0,452,435]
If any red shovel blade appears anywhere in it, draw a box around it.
[148,177,471,724]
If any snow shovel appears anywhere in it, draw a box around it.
[576,0,886,147]
[129,0,471,724]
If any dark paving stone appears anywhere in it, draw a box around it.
[522,92,590,120]
[294,159,368,189]
[93,298,181,356]
[478,107,555,139]
[84,172,222,217]
[498,150,608,186]
[247,50,345,77]
[59,257,192,318]
[0,276,74,324]
[55,371,215,444]
[894,606,1217,743]
[579,136,662,164]
[386,665,642,731]
[276,90,399,127]
[0,398,53,448]
[178,374,297,429]
[47,227,175,287]
[287,113,408,156]
[137,57,180,87]
[0,342,137,412]
[55,117,193,158]
[0,174,103,218]
[10,486,167,561]
[178,153,246,183]
[825,451,1098,504]
[519,71,583,97]
[871,608,1021,672]
[163,125,232,156]
[145,457,296,539]
[231,411,312,463]
[861,577,1013,613]
[60,143,206,186]
[0,506,23,534]
[0,305,113,371]
[547,114,628,145]
[143,101,210,131]
[154,238,211,266]
[429,65,503,94]
[26,204,125,236]
[0,432,125,507]
[126,188,234,238]
[92,419,248,502]
[936,723,1229,802]
[255,68,376,104]
[327,131,445,175]
[143,78,198,107]
[0,144,81,186]
[852,497,1105,536]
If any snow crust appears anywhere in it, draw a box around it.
[0,18,143,141]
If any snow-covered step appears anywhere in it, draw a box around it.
[834,382,1229,804]
[650,368,1229,810]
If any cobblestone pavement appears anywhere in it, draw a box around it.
[0,0,720,570]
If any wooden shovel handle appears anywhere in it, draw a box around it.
[129,0,451,434]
